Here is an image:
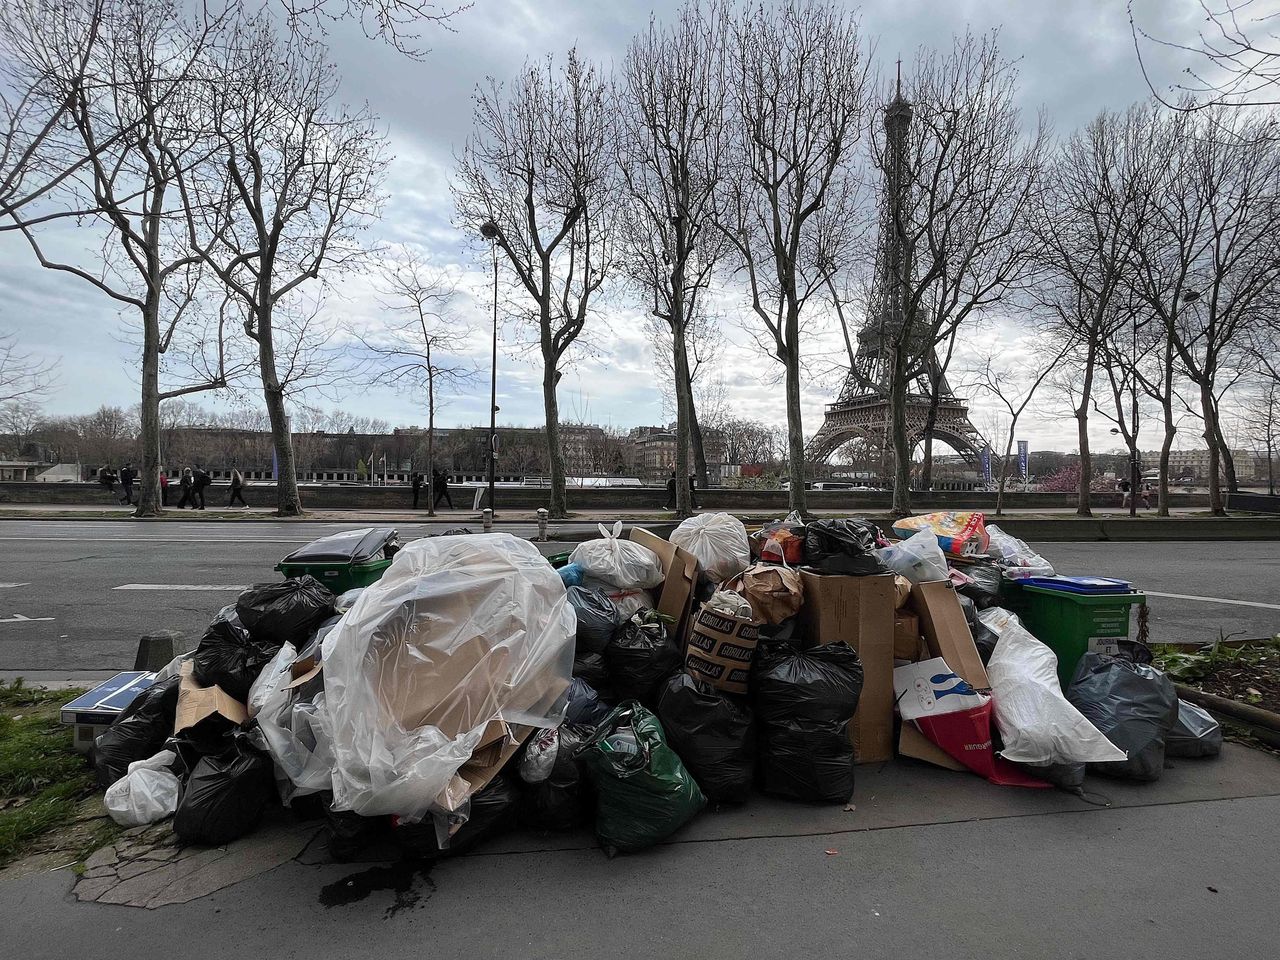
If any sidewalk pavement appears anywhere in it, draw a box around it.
[1,743,1276,959]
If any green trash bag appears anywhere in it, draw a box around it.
[579,702,706,855]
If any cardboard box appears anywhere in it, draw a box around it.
[685,607,760,696]
[898,722,966,772]
[174,661,248,734]
[629,527,698,646]
[798,570,896,763]
[436,720,535,812]
[910,579,990,691]
[893,612,921,660]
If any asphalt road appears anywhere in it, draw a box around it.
[0,520,1275,675]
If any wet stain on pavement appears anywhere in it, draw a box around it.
[319,859,437,919]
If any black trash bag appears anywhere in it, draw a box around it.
[1020,761,1085,791]
[235,576,335,648]
[1167,699,1223,759]
[757,717,854,803]
[93,676,181,789]
[604,610,681,706]
[656,673,755,803]
[752,641,864,725]
[395,775,521,857]
[957,594,978,628]
[1066,654,1179,782]
[957,562,1003,609]
[325,807,389,862]
[972,618,1000,666]
[572,652,615,700]
[757,616,802,646]
[191,604,281,703]
[565,677,613,728]
[173,730,276,845]
[517,724,593,831]
[803,519,887,576]
[566,586,621,654]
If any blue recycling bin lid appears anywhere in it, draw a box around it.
[1021,575,1133,594]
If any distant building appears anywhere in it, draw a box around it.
[1140,448,1266,483]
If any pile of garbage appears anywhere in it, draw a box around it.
[91,511,1223,860]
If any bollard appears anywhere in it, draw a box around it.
[482,507,493,532]
[133,630,188,672]
[536,507,548,542]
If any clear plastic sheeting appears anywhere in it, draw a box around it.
[569,521,664,589]
[249,642,334,802]
[876,529,949,583]
[985,524,1055,579]
[321,533,576,821]
[670,513,751,583]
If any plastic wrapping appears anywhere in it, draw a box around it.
[803,519,888,576]
[1167,699,1223,758]
[981,608,1126,766]
[558,562,585,587]
[568,521,664,589]
[656,673,755,803]
[670,513,751,583]
[249,642,334,802]
[235,576,335,647]
[957,562,1003,608]
[1066,654,1179,781]
[580,703,706,854]
[581,576,655,620]
[192,605,281,702]
[725,563,804,625]
[94,676,181,789]
[406,774,521,856]
[753,642,863,803]
[321,533,575,820]
[173,731,276,845]
[750,520,807,565]
[517,724,593,831]
[572,652,614,698]
[892,511,990,556]
[564,677,613,728]
[334,587,367,613]
[876,529,950,584]
[566,586,621,653]
[604,610,682,705]
[985,524,1055,578]
[103,750,180,826]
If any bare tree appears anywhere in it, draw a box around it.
[1239,378,1279,493]
[1131,0,1280,110]
[618,1,731,517]
[0,330,57,403]
[453,49,616,518]
[180,17,387,515]
[352,247,476,515]
[719,0,869,516]
[1,0,242,516]
[876,32,1048,517]
[280,0,470,58]
[647,305,726,490]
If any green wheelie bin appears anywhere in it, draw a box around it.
[275,527,400,593]
[1011,577,1146,688]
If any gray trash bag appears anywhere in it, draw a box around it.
[566,586,621,654]
[1167,699,1223,759]
[1066,654,1179,782]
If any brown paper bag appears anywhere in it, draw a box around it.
[725,563,804,625]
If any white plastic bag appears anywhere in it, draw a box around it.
[985,524,1055,578]
[981,608,1126,765]
[249,641,334,802]
[322,533,575,820]
[670,513,751,583]
[581,577,654,619]
[568,521,664,589]
[103,750,180,826]
[876,529,950,583]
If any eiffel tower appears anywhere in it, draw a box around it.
[806,76,984,472]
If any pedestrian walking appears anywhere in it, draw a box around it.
[176,468,194,509]
[411,471,423,510]
[159,470,169,506]
[663,471,676,510]
[688,473,702,510]
[1118,478,1132,509]
[119,463,136,505]
[433,469,454,509]
[1141,481,1152,510]
[192,466,211,510]
[228,467,247,507]
[98,466,117,495]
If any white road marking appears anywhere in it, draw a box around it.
[113,584,247,591]
[0,583,30,588]
[0,614,55,623]
[1144,590,1280,611]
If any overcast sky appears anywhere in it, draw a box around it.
[0,0,1242,456]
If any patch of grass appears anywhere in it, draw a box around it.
[0,681,94,865]
[1153,634,1280,682]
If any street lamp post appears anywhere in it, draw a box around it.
[1129,311,1139,519]
[480,220,500,515]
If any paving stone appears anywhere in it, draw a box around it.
[145,824,319,909]
[82,846,119,872]
[115,859,165,881]
[97,848,226,907]
[73,876,119,903]
[80,866,118,880]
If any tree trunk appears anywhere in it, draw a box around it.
[995,429,1016,517]
[1158,415,1175,517]
[1207,400,1239,495]
[689,403,710,491]
[135,293,163,518]
[1075,344,1096,517]
[542,345,568,518]
[919,376,941,492]
[889,342,912,517]
[1199,381,1225,515]
[426,371,436,518]
[671,306,693,519]
[258,309,302,517]
[783,329,808,517]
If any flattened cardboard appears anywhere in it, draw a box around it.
[799,570,896,763]
[910,579,991,691]
[629,527,698,646]
[436,721,535,812]
[893,612,921,660]
[893,575,912,609]
[898,721,966,771]
[174,661,248,734]
[685,607,760,696]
